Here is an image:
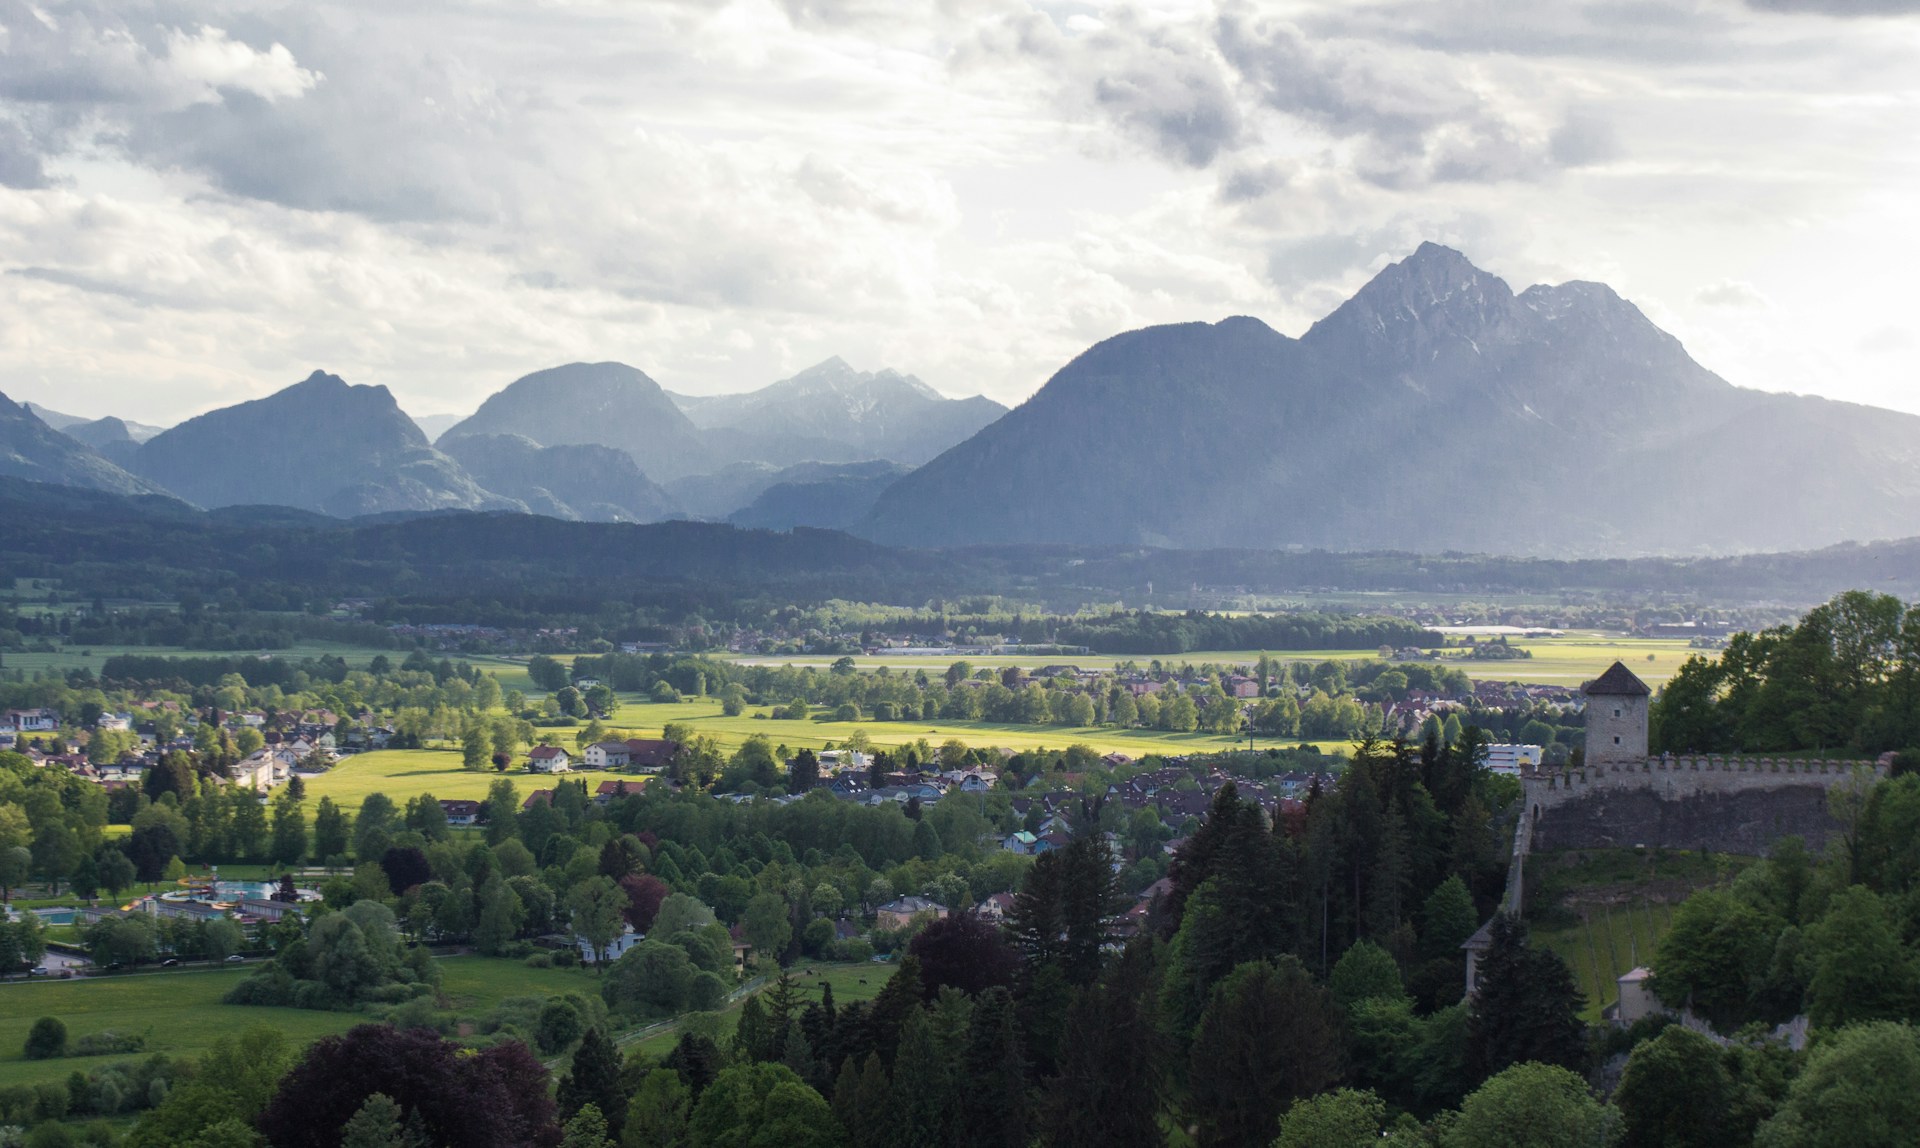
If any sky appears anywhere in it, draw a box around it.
[0,0,1915,426]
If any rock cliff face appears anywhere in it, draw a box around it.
[132,371,517,516]
[860,243,1920,556]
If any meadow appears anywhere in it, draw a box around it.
[627,961,888,1058]
[0,956,882,1091]
[721,632,1703,687]
[1533,901,1678,1023]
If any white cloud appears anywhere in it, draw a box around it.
[0,0,1913,427]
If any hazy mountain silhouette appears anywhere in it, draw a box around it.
[132,371,518,516]
[0,391,170,497]
[438,433,680,522]
[859,243,1920,556]
[671,357,1006,469]
[439,361,713,481]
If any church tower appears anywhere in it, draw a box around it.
[1583,661,1651,766]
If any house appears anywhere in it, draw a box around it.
[728,927,753,975]
[595,779,643,805]
[875,896,948,931]
[1002,831,1040,855]
[96,712,133,732]
[577,924,644,964]
[527,746,572,773]
[439,799,483,826]
[974,893,1017,923]
[522,789,554,812]
[582,741,631,770]
[623,738,679,772]
[1483,744,1544,775]
[5,708,59,733]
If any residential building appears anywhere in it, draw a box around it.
[876,896,948,931]
[528,746,572,773]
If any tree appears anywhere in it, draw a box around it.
[1274,1089,1391,1148]
[258,1024,558,1148]
[1807,886,1918,1028]
[354,793,399,861]
[788,749,819,795]
[1042,939,1168,1148]
[1615,1026,1740,1148]
[474,876,526,956]
[1756,1021,1920,1148]
[623,1069,691,1148]
[313,797,352,863]
[1330,940,1405,1010]
[908,913,1019,999]
[571,877,630,969]
[1,844,32,904]
[687,1063,840,1148]
[742,893,792,965]
[1657,889,1783,1029]
[1467,915,1587,1082]
[24,1016,67,1059]
[380,846,432,895]
[338,1093,407,1148]
[619,874,670,933]
[563,1104,614,1148]
[559,1027,626,1141]
[1188,958,1346,1148]
[96,847,135,898]
[270,791,307,866]
[1441,1062,1615,1148]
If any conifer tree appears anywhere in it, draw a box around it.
[1467,914,1587,1083]
[963,986,1029,1148]
[1042,939,1168,1148]
[559,1027,627,1140]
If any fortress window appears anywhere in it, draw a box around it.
[1614,708,1622,718]
[1614,736,1621,745]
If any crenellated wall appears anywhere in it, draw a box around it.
[1521,756,1881,855]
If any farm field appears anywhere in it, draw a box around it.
[628,962,889,1058]
[304,750,642,813]
[0,955,664,1090]
[722,633,1703,687]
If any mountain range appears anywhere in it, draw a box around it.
[7,242,1919,556]
[860,243,1920,555]
[0,355,1000,524]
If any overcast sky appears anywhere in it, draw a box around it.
[1,0,1916,425]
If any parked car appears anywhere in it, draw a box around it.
[28,966,49,976]
[224,954,246,963]
[162,958,180,967]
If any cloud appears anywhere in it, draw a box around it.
[1694,279,1771,308]
[157,26,320,105]
[1858,326,1914,352]
[1746,0,1920,15]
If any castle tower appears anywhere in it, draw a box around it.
[1583,661,1650,766]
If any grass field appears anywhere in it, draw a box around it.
[305,699,1321,814]
[628,962,889,1059]
[1534,901,1678,1022]
[0,955,675,1089]
[0,968,362,1087]
[723,633,1704,687]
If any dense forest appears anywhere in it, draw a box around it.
[1651,590,1920,756]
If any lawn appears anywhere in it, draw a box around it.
[628,962,891,1058]
[0,955,659,1090]
[0,968,363,1087]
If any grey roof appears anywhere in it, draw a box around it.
[1584,661,1651,697]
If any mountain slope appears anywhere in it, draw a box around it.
[859,243,1920,556]
[0,391,172,496]
[440,362,712,481]
[725,460,910,531]
[670,357,1006,468]
[438,434,680,523]
[25,403,166,442]
[132,371,519,516]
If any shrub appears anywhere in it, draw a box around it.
[24,1018,68,1061]
[70,1031,144,1057]
[523,953,552,969]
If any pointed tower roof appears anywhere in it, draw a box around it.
[1584,661,1651,697]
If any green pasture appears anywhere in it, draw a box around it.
[0,955,674,1090]
[304,750,640,814]
[0,968,361,1087]
[629,962,889,1059]
[722,633,1704,688]
[1533,900,1677,1023]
